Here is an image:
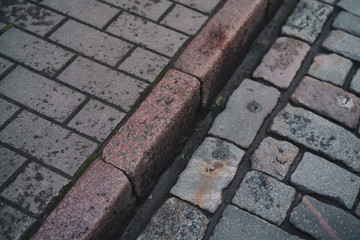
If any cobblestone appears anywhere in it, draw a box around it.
[0,98,19,126]
[350,68,360,95]
[253,37,310,89]
[0,146,26,186]
[0,22,6,30]
[233,171,296,226]
[291,76,360,129]
[0,111,97,175]
[174,0,221,13]
[270,104,360,172]
[50,20,132,66]
[0,28,73,77]
[0,67,85,123]
[333,11,360,38]
[0,57,13,75]
[356,203,360,217]
[171,137,245,213]
[290,196,360,240]
[291,152,360,209]
[337,0,360,17]
[251,137,299,181]
[58,57,147,112]
[307,53,353,86]
[209,79,280,148]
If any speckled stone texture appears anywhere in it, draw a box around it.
[356,203,360,217]
[103,69,200,197]
[0,56,12,75]
[0,146,26,185]
[0,98,19,126]
[174,0,221,13]
[32,159,135,240]
[175,0,267,108]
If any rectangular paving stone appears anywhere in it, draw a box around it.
[0,146,26,186]
[50,20,132,67]
[0,28,74,77]
[270,104,360,172]
[292,152,360,209]
[233,171,296,226]
[68,99,126,142]
[106,12,187,57]
[292,76,360,129]
[0,0,64,36]
[333,11,360,38]
[350,68,360,95]
[41,0,118,28]
[0,98,19,126]
[211,205,301,240]
[138,198,209,240]
[209,79,280,148]
[0,56,13,75]
[58,57,147,112]
[0,111,97,175]
[290,196,360,240]
[0,67,86,123]
[1,162,70,215]
[282,0,333,43]
[337,0,360,17]
[251,137,299,181]
[171,137,245,213]
[322,30,360,62]
[253,37,310,89]
[174,0,221,13]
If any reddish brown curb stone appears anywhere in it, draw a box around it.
[32,159,135,240]
[103,69,200,197]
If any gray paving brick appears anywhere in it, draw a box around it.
[171,137,245,213]
[161,4,208,35]
[0,0,64,36]
[103,0,172,21]
[0,67,85,123]
[118,48,169,82]
[0,111,97,175]
[251,137,299,181]
[0,98,19,127]
[174,0,221,13]
[290,196,360,240]
[209,79,280,148]
[356,203,360,217]
[233,171,296,226]
[333,11,360,38]
[270,104,360,172]
[1,162,70,215]
[322,30,360,62]
[138,198,209,240]
[41,0,118,28]
[337,0,360,17]
[0,202,35,240]
[211,205,301,240]
[107,12,187,57]
[0,146,26,186]
[50,20,132,66]
[68,99,125,142]
[58,57,147,112]
[0,56,13,75]
[0,28,73,77]
[0,22,6,30]
[292,153,360,209]
[350,68,360,95]
[308,53,353,86]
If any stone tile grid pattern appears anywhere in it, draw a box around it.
[174,0,221,13]
[333,11,360,37]
[337,0,360,17]
[0,98,19,127]
[0,56,13,75]
[350,68,360,95]
[0,146,26,186]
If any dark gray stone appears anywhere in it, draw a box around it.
[174,0,221,13]
[0,57,13,75]
[337,0,360,17]
[0,98,19,126]
[333,11,360,37]
[350,68,360,95]
[0,22,6,30]
[0,146,26,186]
[290,196,360,240]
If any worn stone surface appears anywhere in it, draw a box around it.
[0,28,73,77]
[282,0,333,43]
[291,152,360,209]
[138,198,209,240]
[251,137,299,181]
[118,48,169,82]
[0,202,35,240]
[0,22,6,30]
[0,111,97,175]
[211,205,301,240]
[356,203,360,217]
[32,159,135,240]
[209,79,280,148]
[350,68,360,95]
[0,56,13,75]
[337,0,360,17]
[291,196,360,240]
[322,30,360,62]
[0,146,26,186]
[0,98,19,126]
[174,0,221,13]
[0,67,85,123]
[58,57,147,112]
[50,20,132,66]
[270,104,360,172]
[161,5,208,35]
[171,137,245,213]
[333,11,360,37]
[292,76,360,129]
[320,0,336,4]
[68,99,125,142]
[1,162,70,215]
[308,53,353,86]
[233,171,296,226]
[107,12,187,57]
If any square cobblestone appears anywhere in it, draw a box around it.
[0,98,19,127]
[333,11,360,38]
[337,0,360,17]
[0,67,86,123]
[1,162,70,215]
[58,57,147,112]
[0,111,97,175]
[68,99,125,142]
[0,56,13,75]
[118,48,169,82]
[350,68,360,95]
[0,146,26,186]
[174,0,221,13]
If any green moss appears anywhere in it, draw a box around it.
[1,23,14,34]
